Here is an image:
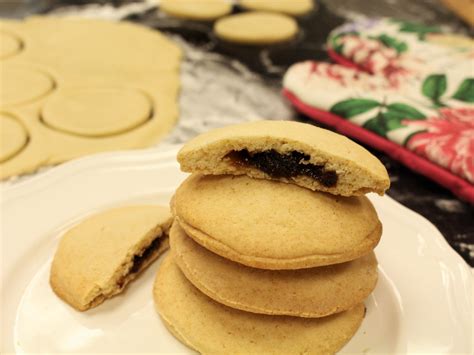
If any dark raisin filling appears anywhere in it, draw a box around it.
[130,237,162,274]
[226,149,338,187]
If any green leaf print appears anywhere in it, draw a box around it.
[422,74,447,103]
[329,32,358,54]
[391,19,441,40]
[375,34,408,53]
[363,114,388,137]
[452,78,474,103]
[360,103,425,138]
[330,99,380,118]
[385,103,426,120]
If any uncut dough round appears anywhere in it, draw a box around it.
[0,113,28,162]
[0,31,21,59]
[171,222,378,317]
[214,11,298,45]
[50,205,173,311]
[42,88,152,137]
[173,174,382,269]
[240,0,315,16]
[154,255,365,354]
[161,0,232,21]
[0,66,53,106]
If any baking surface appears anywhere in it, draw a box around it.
[0,0,472,266]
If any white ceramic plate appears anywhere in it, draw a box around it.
[1,145,472,354]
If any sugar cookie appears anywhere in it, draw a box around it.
[154,255,365,354]
[171,222,378,317]
[173,174,382,269]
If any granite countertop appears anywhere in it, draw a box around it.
[1,0,472,266]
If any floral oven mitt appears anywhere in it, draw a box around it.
[283,18,474,203]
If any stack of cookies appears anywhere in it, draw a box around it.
[154,120,390,354]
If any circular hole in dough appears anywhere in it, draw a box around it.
[239,0,315,16]
[41,87,153,137]
[0,31,22,59]
[160,0,233,21]
[0,113,28,163]
[0,66,55,107]
[214,11,298,45]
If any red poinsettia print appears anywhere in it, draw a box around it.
[405,108,474,183]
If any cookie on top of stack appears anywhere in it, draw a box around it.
[154,120,389,354]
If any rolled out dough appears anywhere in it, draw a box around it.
[0,17,182,179]
[0,65,54,107]
[0,113,28,162]
[0,31,21,59]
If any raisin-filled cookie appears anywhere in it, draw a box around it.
[177,120,390,196]
[172,174,382,269]
[50,205,172,311]
[171,222,378,317]
[154,255,365,354]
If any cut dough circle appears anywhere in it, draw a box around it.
[239,0,315,16]
[0,113,28,162]
[0,66,54,107]
[41,88,152,137]
[160,0,232,21]
[0,31,21,59]
[214,11,298,45]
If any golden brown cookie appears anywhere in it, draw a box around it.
[153,255,366,354]
[171,222,378,317]
[50,205,172,311]
[173,174,382,269]
[177,120,390,196]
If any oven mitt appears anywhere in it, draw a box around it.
[283,18,474,203]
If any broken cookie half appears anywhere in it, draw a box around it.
[50,205,172,311]
[177,120,390,196]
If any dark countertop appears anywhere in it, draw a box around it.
[2,0,472,266]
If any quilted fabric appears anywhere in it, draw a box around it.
[283,18,474,203]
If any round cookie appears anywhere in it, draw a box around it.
[0,113,28,163]
[154,255,366,354]
[160,0,232,21]
[50,205,172,311]
[171,222,378,317]
[0,65,54,106]
[42,87,152,137]
[240,0,315,16]
[0,31,21,59]
[214,11,298,45]
[173,174,382,270]
[177,120,390,196]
